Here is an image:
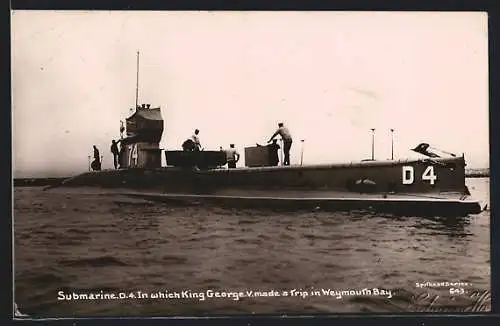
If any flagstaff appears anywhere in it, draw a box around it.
[135,51,140,109]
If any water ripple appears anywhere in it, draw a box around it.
[58,256,130,267]
[14,179,491,316]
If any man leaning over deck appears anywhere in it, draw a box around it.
[182,129,202,152]
[268,122,292,166]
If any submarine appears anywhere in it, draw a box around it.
[50,101,483,217]
[46,52,485,217]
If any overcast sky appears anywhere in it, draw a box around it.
[12,11,489,177]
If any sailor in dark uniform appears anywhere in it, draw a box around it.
[256,140,280,166]
[110,140,121,169]
[91,145,101,171]
[268,139,280,166]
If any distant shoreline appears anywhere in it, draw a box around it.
[465,169,490,178]
[13,177,68,187]
[465,173,490,178]
[13,169,490,187]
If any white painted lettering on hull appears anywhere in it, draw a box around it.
[402,166,414,184]
[402,166,437,185]
[422,166,437,185]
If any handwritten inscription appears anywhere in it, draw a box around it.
[408,290,491,312]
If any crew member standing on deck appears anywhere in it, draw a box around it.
[110,139,121,169]
[225,144,240,169]
[191,129,202,151]
[268,122,292,166]
[93,145,100,162]
[91,145,101,171]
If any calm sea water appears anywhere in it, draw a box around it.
[14,178,490,318]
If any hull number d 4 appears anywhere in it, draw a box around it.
[402,166,437,185]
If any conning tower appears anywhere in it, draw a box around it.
[120,103,164,169]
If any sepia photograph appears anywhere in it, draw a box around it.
[12,11,490,317]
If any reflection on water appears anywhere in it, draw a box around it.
[14,178,490,317]
[412,216,471,236]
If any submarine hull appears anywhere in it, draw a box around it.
[50,156,483,216]
[121,190,482,217]
[59,156,466,193]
